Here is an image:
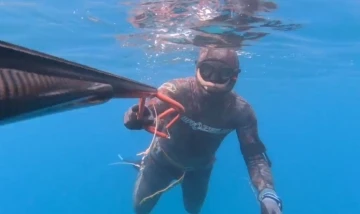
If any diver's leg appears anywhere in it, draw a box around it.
[133,154,175,214]
[181,168,213,214]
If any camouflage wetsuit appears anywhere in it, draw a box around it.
[127,77,271,214]
[124,48,281,214]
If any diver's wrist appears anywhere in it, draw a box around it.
[258,188,282,210]
[258,188,276,200]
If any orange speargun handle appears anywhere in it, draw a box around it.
[136,92,185,139]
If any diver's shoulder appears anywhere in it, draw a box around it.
[230,92,253,111]
[158,77,194,94]
[171,77,195,85]
[167,77,195,88]
[162,76,193,84]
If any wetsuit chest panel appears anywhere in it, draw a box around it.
[163,102,235,166]
[178,85,236,136]
[180,111,234,135]
[157,78,237,165]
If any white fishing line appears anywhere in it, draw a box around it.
[109,103,159,166]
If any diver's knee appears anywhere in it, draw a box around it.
[133,205,144,214]
[133,202,149,214]
[133,193,146,214]
[133,195,157,214]
[184,204,201,214]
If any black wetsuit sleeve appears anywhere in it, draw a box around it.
[235,103,275,193]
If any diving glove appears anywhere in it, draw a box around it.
[124,104,154,130]
[259,188,283,214]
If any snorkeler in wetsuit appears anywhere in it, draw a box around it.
[123,48,283,214]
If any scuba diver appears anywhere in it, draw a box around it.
[123,48,283,214]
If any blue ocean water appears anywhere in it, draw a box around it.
[0,0,359,214]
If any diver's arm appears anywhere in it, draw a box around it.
[145,80,183,115]
[124,79,184,130]
[235,104,274,193]
[236,104,283,213]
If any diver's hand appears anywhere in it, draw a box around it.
[261,197,282,214]
[259,189,282,214]
[124,104,154,130]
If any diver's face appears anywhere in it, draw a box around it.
[195,60,239,94]
[198,61,236,84]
